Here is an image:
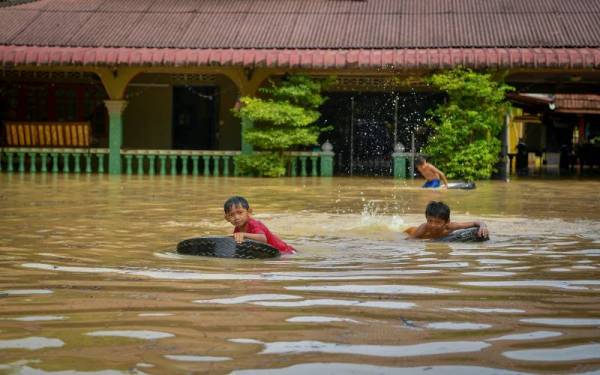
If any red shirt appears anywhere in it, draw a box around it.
[234,218,295,254]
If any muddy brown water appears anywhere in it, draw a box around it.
[0,174,599,374]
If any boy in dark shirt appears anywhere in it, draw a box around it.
[405,201,488,240]
[224,196,295,254]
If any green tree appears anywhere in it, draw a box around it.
[423,68,514,181]
[233,75,329,177]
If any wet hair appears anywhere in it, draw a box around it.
[224,196,250,213]
[415,156,426,166]
[425,201,450,222]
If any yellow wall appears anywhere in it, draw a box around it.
[122,86,172,149]
[508,107,524,153]
[120,74,242,150]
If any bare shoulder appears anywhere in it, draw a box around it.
[404,226,418,235]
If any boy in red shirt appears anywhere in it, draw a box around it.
[224,196,295,254]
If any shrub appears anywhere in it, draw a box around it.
[423,68,514,181]
[233,75,330,177]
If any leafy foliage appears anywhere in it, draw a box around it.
[423,68,514,181]
[234,153,288,178]
[233,75,330,177]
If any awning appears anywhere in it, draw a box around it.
[508,93,600,114]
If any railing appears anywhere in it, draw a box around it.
[0,147,109,173]
[0,148,335,177]
[121,149,239,176]
[287,151,333,177]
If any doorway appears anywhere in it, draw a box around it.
[172,86,218,150]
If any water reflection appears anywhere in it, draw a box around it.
[231,364,532,375]
[232,338,490,357]
[503,343,600,362]
[86,330,174,340]
[0,337,64,350]
[1,175,599,373]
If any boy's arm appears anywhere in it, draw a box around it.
[233,232,267,244]
[448,221,488,237]
[432,165,449,187]
[406,224,428,239]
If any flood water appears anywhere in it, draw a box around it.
[1,174,599,374]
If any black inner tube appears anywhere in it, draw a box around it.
[176,236,280,259]
[435,227,489,242]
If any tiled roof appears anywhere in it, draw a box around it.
[1,46,599,69]
[0,0,599,69]
[509,93,600,113]
[1,0,599,49]
[555,94,600,113]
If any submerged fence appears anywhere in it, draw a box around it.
[0,148,334,177]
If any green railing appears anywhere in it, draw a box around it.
[121,149,240,176]
[0,148,335,177]
[0,147,109,174]
[287,151,333,177]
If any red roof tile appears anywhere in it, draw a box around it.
[1,0,599,68]
[1,0,599,49]
[1,46,599,69]
[555,94,600,113]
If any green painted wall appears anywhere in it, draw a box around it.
[122,86,172,149]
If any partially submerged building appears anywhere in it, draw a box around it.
[1,0,599,176]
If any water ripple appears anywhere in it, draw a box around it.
[286,284,457,294]
[232,338,490,357]
[503,343,600,362]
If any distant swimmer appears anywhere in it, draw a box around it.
[405,201,489,240]
[415,156,448,189]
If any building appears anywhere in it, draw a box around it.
[1,0,599,176]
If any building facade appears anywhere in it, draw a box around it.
[1,0,599,176]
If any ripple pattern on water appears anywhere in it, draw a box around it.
[86,330,174,340]
[443,307,526,314]
[503,343,600,362]
[460,280,600,290]
[520,318,600,326]
[286,316,360,323]
[253,299,416,309]
[488,331,563,341]
[230,363,532,375]
[425,322,492,330]
[1,289,53,295]
[247,339,490,357]
[194,294,302,304]
[3,176,600,374]
[0,336,64,350]
[5,315,66,321]
[285,284,457,294]
[164,354,231,362]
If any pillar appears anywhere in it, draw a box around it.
[320,152,334,177]
[392,152,409,179]
[319,141,334,177]
[104,100,128,175]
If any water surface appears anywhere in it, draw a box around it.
[1,175,599,374]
